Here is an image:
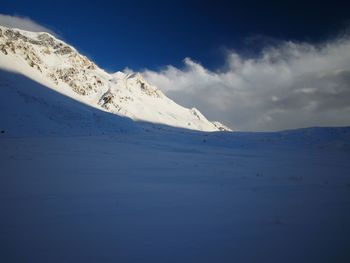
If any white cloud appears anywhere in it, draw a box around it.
[142,37,350,131]
[0,14,56,35]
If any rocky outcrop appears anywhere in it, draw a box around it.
[0,27,105,96]
[212,121,232,131]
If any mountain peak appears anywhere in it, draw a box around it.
[0,26,231,132]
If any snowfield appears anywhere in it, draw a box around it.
[1,130,350,263]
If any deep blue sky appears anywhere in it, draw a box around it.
[2,0,350,72]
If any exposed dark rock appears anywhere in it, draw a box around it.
[27,39,42,45]
[55,45,73,55]
[87,64,96,70]
[103,95,113,104]
[0,44,8,55]
[136,79,160,97]
[38,33,56,47]
[4,29,15,39]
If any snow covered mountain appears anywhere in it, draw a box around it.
[2,26,350,263]
[0,26,231,132]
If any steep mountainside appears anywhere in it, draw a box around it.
[0,26,231,132]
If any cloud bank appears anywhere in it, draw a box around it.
[0,14,56,35]
[142,37,350,131]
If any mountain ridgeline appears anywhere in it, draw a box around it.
[0,26,231,132]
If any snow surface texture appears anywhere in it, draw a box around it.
[0,25,230,132]
[1,130,350,263]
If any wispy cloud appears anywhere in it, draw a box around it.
[0,14,56,35]
[142,36,350,131]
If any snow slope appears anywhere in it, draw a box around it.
[0,25,230,132]
[0,69,138,136]
[1,130,350,263]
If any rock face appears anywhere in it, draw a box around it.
[0,26,231,132]
[212,122,233,132]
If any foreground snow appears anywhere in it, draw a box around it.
[1,130,349,263]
